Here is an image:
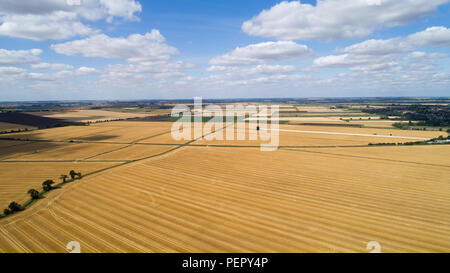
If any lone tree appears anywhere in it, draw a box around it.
[70,170,82,180]
[8,202,22,213]
[69,170,76,180]
[60,174,68,183]
[42,180,55,192]
[27,189,40,200]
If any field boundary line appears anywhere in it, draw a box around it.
[82,144,133,160]
[0,141,55,161]
[0,226,31,253]
[83,130,173,160]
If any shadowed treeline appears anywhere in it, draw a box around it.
[0,112,85,129]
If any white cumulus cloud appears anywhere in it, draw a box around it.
[209,41,312,66]
[51,30,179,62]
[242,0,449,41]
[0,0,142,40]
[0,48,42,66]
[313,26,450,72]
[100,0,142,22]
[340,38,414,55]
[31,62,74,70]
[407,26,450,48]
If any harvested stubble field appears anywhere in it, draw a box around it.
[1,121,174,143]
[252,117,398,129]
[0,122,35,132]
[29,110,155,123]
[0,122,178,212]
[1,146,449,252]
[0,120,449,253]
[194,124,444,147]
[8,143,127,161]
[298,145,450,167]
[0,162,119,209]
[284,124,444,138]
[90,144,176,161]
[0,141,68,160]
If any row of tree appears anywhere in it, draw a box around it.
[0,128,31,135]
[2,170,82,217]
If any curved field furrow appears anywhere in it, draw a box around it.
[124,170,448,252]
[50,205,158,253]
[124,165,450,244]
[84,176,362,252]
[0,226,31,253]
[171,149,450,202]
[41,208,136,253]
[146,159,450,221]
[75,167,444,252]
[6,224,48,253]
[61,187,260,252]
[57,197,212,252]
[81,181,327,252]
[144,156,450,228]
[19,219,67,252]
[149,149,449,197]
[33,211,102,253]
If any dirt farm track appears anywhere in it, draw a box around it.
[0,121,449,253]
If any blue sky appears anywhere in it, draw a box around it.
[0,0,449,101]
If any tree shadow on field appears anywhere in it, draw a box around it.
[0,139,66,160]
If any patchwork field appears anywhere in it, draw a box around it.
[29,110,156,123]
[0,122,35,132]
[8,143,126,161]
[1,121,173,143]
[193,124,444,147]
[0,119,449,253]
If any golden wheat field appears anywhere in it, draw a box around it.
[193,123,444,147]
[0,120,449,253]
[2,122,173,143]
[0,162,120,209]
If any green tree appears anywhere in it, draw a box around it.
[77,172,82,179]
[8,202,22,212]
[42,180,55,192]
[60,174,68,183]
[27,189,40,199]
[69,170,76,180]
